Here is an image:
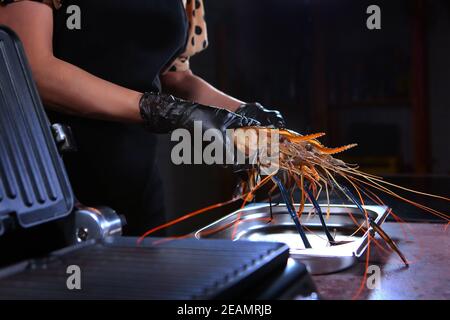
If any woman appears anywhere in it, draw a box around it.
[0,0,286,235]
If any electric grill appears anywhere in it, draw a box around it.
[0,26,317,300]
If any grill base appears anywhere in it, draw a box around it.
[0,237,296,300]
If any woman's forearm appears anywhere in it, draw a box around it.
[36,56,142,122]
[0,2,142,123]
[161,70,244,112]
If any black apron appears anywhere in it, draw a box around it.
[48,0,188,235]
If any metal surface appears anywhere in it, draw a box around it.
[0,238,291,300]
[64,206,125,245]
[51,123,77,153]
[194,203,389,275]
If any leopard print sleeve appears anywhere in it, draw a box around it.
[165,0,209,73]
[0,0,62,9]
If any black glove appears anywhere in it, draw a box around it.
[235,102,286,129]
[139,92,260,133]
[139,92,260,167]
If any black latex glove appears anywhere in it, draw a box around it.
[139,92,260,168]
[139,92,260,133]
[235,102,286,129]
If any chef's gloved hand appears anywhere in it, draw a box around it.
[139,92,260,133]
[235,102,286,129]
[139,92,260,168]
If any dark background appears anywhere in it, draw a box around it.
[156,0,450,234]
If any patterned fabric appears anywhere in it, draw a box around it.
[168,0,208,73]
[1,0,208,73]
